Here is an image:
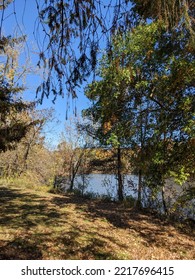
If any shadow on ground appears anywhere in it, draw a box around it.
[0,185,194,259]
[0,186,62,229]
[0,238,43,259]
[0,186,119,259]
[51,194,195,256]
[0,186,64,259]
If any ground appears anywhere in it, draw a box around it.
[0,181,194,260]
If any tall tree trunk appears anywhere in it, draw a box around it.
[135,108,144,208]
[162,132,168,215]
[69,177,74,191]
[69,151,84,191]
[117,146,124,201]
[69,165,75,191]
[22,130,36,173]
[136,169,142,208]
[162,184,168,215]
[22,142,31,172]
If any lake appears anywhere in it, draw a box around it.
[73,174,195,220]
[55,173,194,220]
[74,174,138,199]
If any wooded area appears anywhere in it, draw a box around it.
[0,0,194,260]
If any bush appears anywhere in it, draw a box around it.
[123,195,136,207]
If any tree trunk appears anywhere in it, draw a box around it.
[69,152,84,191]
[162,185,168,215]
[69,177,74,191]
[117,146,124,201]
[69,165,75,191]
[136,108,144,208]
[22,142,31,171]
[162,132,168,215]
[136,169,142,208]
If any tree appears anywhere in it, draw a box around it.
[131,0,195,31]
[125,22,194,210]
[83,18,195,208]
[54,118,93,191]
[0,36,36,151]
[1,0,194,102]
[0,107,57,187]
[83,48,135,201]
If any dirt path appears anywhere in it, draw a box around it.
[0,183,194,259]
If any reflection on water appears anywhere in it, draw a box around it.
[73,174,195,220]
[56,173,194,220]
[74,174,138,199]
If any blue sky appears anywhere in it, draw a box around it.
[1,0,94,148]
[1,0,132,148]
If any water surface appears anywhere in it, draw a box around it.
[75,174,138,199]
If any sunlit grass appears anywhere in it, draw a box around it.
[0,178,194,260]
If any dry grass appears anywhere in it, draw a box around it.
[0,180,194,260]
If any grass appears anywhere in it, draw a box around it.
[0,179,195,260]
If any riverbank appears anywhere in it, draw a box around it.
[0,181,195,259]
